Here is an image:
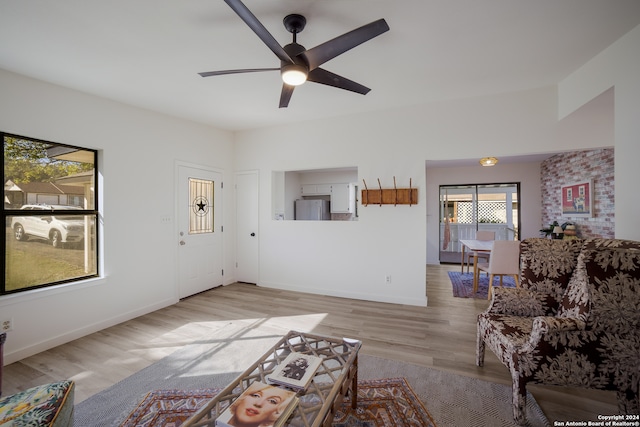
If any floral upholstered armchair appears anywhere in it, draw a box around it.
[477,238,640,424]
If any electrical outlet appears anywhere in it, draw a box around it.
[1,318,12,332]
[385,275,392,285]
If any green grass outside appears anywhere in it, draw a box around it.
[5,247,88,291]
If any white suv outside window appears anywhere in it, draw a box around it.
[11,204,85,248]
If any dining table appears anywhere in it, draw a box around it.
[460,239,494,292]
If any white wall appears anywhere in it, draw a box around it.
[235,117,429,307]
[0,69,235,364]
[425,162,543,265]
[559,24,640,241]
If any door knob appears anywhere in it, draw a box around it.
[250,232,256,237]
[179,240,186,245]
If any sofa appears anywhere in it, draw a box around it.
[477,238,640,424]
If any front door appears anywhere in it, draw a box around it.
[177,164,223,298]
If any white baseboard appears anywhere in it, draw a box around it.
[3,297,177,365]
[258,281,427,307]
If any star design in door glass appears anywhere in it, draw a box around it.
[193,196,209,216]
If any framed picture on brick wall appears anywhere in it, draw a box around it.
[561,179,593,217]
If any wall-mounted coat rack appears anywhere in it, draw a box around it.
[362,177,417,207]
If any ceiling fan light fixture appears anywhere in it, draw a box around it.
[281,64,308,86]
[480,156,498,167]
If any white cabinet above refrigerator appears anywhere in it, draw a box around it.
[301,184,332,195]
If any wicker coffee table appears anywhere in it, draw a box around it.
[183,330,361,427]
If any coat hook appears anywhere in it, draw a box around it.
[393,176,397,206]
[409,178,413,206]
[362,179,369,206]
[377,178,383,206]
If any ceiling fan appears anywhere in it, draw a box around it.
[199,0,390,108]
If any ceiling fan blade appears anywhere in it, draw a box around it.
[301,19,389,70]
[224,0,294,64]
[198,68,279,77]
[279,84,295,108]
[307,68,371,95]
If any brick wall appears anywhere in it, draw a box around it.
[540,148,614,238]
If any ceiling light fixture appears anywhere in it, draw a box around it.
[281,64,308,86]
[479,157,499,167]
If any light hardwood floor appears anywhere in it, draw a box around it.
[3,264,617,423]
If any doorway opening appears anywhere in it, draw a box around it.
[439,183,520,264]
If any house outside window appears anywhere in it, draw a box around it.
[2,132,99,295]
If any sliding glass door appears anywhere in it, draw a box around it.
[439,183,520,264]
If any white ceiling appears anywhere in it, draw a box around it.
[1,1,639,132]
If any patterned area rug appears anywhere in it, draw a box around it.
[117,378,435,427]
[118,388,220,427]
[448,271,515,299]
[334,378,436,427]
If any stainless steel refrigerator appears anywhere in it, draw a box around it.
[295,199,331,220]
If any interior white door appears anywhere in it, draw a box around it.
[177,164,223,298]
[236,171,259,284]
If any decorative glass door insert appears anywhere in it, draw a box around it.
[188,178,214,234]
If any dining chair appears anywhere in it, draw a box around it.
[466,230,495,273]
[476,240,520,299]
